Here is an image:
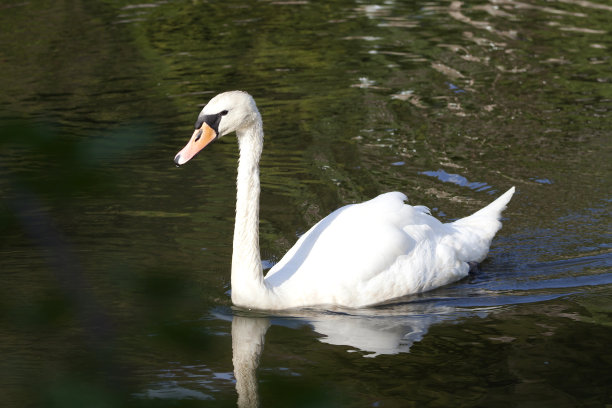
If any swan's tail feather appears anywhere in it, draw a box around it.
[456,186,515,224]
[449,187,515,262]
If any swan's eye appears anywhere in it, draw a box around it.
[220,110,229,116]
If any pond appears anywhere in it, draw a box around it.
[1,0,611,407]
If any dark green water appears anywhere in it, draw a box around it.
[1,0,611,407]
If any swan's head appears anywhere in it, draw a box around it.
[174,90,259,166]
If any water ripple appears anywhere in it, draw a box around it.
[420,169,493,192]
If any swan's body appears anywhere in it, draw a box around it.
[175,91,515,310]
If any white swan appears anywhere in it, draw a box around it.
[174,91,515,310]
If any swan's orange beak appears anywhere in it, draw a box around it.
[174,122,217,166]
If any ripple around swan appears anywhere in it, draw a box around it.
[133,362,234,401]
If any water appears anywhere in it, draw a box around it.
[1,0,610,406]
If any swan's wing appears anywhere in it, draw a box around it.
[264,189,515,308]
[265,192,434,288]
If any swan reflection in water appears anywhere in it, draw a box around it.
[229,301,491,407]
[232,315,269,408]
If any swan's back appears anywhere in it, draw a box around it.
[267,193,425,278]
[264,188,515,308]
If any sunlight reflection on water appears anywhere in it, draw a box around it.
[420,169,494,192]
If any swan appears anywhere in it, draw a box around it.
[174,90,515,310]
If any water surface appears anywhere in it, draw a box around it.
[1,0,611,407]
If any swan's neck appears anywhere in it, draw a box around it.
[231,117,269,307]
